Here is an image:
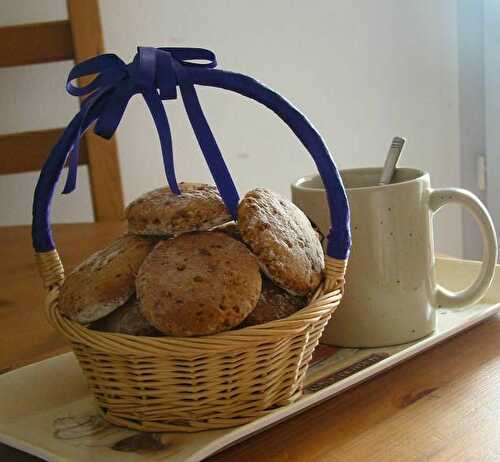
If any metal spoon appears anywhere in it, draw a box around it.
[379,136,406,185]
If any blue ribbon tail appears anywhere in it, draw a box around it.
[142,90,179,194]
[62,87,113,194]
[175,65,240,219]
[62,142,80,194]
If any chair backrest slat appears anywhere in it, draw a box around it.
[0,20,74,68]
[0,128,88,174]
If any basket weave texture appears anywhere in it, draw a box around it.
[37,250,346,432]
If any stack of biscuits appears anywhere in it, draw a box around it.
[58,183,325,337]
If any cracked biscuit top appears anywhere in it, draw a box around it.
[126,182,231,237]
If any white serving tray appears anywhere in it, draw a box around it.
[1,257,500,462]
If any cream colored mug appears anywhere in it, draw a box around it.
[292,168,498,347]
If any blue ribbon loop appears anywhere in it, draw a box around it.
[61,46,239,218]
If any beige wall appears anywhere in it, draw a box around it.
[0,0,462,256]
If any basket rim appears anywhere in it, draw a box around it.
[46,286,342,356]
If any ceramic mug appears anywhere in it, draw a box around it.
[292,168,498,347]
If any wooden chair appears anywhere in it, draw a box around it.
[0,0,124,221]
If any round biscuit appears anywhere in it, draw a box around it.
[58,235,156,323]
[90,296,161,336]
[126,182,231,236]
[242,277,307,326]
[137,232,261,336]
[238,188,324,295]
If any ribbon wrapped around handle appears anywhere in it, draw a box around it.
[32,46,351,260]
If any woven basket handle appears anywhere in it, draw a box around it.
[32,48,350,290]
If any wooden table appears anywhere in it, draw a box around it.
[2,222,500,461]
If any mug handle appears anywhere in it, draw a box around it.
[428,188,498,307]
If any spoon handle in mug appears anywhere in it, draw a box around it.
[379,137,405,185]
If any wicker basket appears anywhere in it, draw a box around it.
[32,47,351,432]
[36,252,345,432]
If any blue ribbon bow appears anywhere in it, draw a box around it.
[62,46,239,218]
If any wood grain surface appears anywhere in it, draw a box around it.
[1,222,500,461]
[208,316,500,461]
